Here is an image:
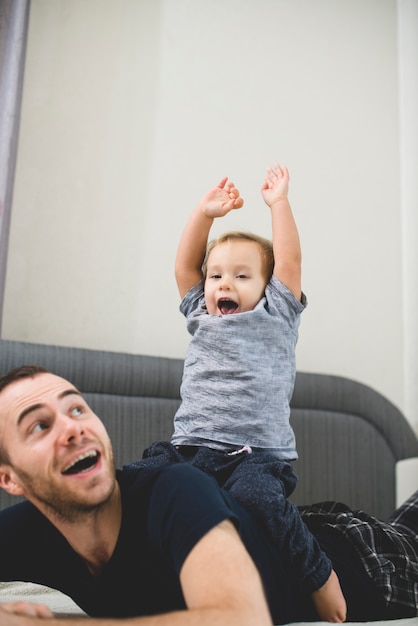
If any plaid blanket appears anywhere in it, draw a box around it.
[300,490,418,614]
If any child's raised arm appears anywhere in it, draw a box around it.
[261,164,302,301]
[175,178,244,299]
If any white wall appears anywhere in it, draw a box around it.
[398,0,418,432]
[3,0,413,429]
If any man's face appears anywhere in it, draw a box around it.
[0,373,116,522]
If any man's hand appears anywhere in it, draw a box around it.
[199,177,244,219]
[0,601,53,623]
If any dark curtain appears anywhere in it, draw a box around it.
[0,0,30,335]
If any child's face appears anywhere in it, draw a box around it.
[204,240,267,316]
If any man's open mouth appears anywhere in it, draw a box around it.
[62,450,99,475]
[217,299,238,315]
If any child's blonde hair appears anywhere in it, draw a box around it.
[202,231,274,283]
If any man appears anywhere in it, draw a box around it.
[0,365,304,625]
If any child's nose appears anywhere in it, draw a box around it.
[219,277,231,290]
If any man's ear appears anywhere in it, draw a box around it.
[0,466,25,495]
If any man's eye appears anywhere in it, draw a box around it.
[70,406,83,417]
[31,422,49,434]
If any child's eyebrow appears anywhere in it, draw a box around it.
[17,389,83,426]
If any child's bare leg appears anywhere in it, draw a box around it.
[311,569,347,623]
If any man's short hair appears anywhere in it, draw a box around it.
[0,365,50,396]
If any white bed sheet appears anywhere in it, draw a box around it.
[1,581,418,624]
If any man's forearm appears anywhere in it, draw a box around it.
[0,606,273,626]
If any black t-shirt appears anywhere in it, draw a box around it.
[0,464,297,622]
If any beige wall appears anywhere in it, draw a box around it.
[3,1,408,423]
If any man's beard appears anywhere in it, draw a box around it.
[40,480,116,523]
[15,462,116,523]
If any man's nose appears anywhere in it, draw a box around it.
[57,415,85,443]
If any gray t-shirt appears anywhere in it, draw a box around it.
[171,276,307,459]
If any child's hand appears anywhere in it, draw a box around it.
[199,177,244,218]
[261,163,289,208]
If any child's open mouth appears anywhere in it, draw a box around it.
[217,299,238,315]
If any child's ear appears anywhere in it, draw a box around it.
[0,466,25,495]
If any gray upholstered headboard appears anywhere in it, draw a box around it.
[289,372,418,518]
[0,338,417,519]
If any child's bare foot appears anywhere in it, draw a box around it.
[311,569,347,622]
